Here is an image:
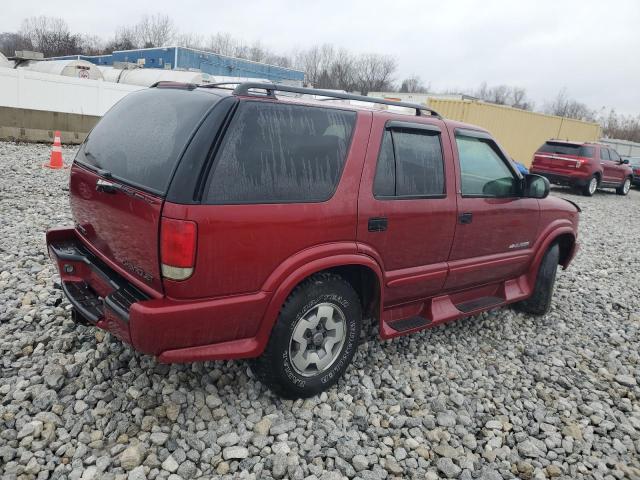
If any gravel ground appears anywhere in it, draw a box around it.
[1,140,639,480]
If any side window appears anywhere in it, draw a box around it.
[600,148,610,161]
[373,127,445,198]
[609,149,621,162]
[455,134,518,197]
[204,102,356,204]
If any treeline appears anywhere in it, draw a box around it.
[1,15,639,141]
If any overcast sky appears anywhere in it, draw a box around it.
[3,0,639,115]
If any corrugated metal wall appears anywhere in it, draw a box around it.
[427,99,601,166]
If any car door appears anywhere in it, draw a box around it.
[444,127,540,291]
[357,115,457,306]
[607,148,626,183]
[599,147,617,183]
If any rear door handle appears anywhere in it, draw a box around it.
[459,212,473,224]
[368,217,388,232]
[96,179,121,194]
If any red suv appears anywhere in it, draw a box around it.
[46,83,579,398]
[531,140,633,196]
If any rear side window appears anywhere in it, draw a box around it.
[538,142,594,158]
[600,148,610,160]
[79,89,216,194]
[373,128,445,198]
[204,102,356,204]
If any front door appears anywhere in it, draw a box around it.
[444,128,540,291]
[357,115,458,306]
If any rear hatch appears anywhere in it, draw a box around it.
[532,141,594,172]
[70,87,218,294]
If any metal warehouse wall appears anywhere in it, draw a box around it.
[111,47,304,83]
[427,99,601,166]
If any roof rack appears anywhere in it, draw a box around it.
[203,82,441,118]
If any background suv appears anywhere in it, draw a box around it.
[47,83,579,398]
[531,140,633,196]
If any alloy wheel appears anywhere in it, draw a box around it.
[288,302,347,377]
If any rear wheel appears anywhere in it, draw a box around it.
[616,177,631,196]
[582,175,598,196]
[251,272,362,399]
[514,243,560,315]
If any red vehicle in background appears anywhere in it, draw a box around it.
[531,140,633,196]
[46,83,580,398]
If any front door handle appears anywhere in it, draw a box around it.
[368,217,388,232]
[459,212,473,224]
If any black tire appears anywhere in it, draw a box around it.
[582,175,598,196]
[616,177,631,196]
[514,243,560,315]
[250,272,362,399]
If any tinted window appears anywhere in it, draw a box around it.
[373,128,445,197]
[456,135,518,197]
[580,146,595,158]
[205,102,355,203]
[609,149,621,162]
[373,131,395,196]
[538,142,594,158]
[600,148,610,160]
[79,89,216,194]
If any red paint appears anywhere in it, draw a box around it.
[531,141,632,190]
[47,91,580,364]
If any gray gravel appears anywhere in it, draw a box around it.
[1,140,639,480]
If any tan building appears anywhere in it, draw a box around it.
[368,92,601,167]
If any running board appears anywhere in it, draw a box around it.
[455,296,504,313]
[379,276,533,340]
[388,316,430,332]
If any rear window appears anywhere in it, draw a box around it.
[78,88,216,194]
[538,142,594,158]
[204,101,356,204]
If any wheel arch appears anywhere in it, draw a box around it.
[254,254,384,356]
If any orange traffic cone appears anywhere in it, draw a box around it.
[44,131,65,169]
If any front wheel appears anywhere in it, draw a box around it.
[251,272,362,399]
[616,177,631,196]
[514,243,560,315]
[582,176,598,196]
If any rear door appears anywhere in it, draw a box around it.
[357,115,457,305]
[70,87,218,294]
[445,128,539,291]
[599,147,616,183]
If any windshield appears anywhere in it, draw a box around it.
[77,88,217,194]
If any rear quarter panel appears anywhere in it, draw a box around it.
[162,111,373,299]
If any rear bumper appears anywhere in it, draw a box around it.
[46,227,270,362]
[531,169,591,187]
[632,174,640,186]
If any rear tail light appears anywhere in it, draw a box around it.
[634,168,640,175]
[574,158,587,168]
[160,217,197,281]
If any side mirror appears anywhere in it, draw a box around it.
[524,174,550,199]
[622,158,630,164]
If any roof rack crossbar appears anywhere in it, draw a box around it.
[229,82,441,118]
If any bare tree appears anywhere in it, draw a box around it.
[175,33,204,50]
[400,75,428,93]
[78,34,105,55]
[599,109,640,142]
[20,16,80,57]
[0,32,32,56]
[136,14,177,48]
[354,53,397,95]
[545,88,595,121]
